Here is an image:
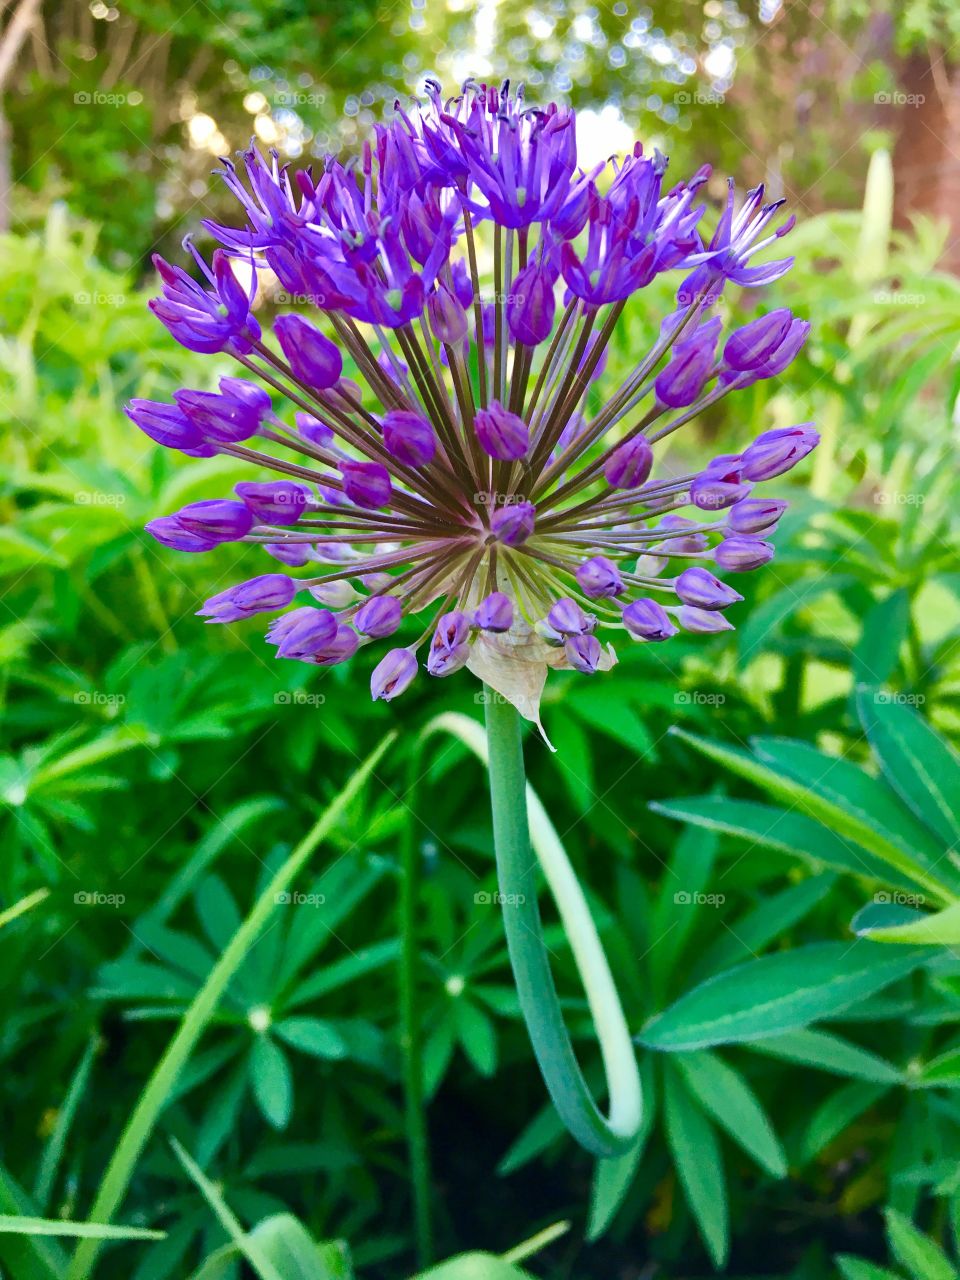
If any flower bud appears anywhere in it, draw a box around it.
[382,409,436,468]
[723,309,793,372]
[474,401,529,461]
[564,633,601,673]
[355,595,403,638]
[309,581,359,608]
[472,592,513,633]
[340,460,392,509]
[145,515,219,552]
[218,376,272,417]
[507,259,557,346]
[677,605,735,634]
[270,607,338,659]
[675,566,743,610]
[547,598,595,636]
[726,498,787,533]
[296,412,335,448]
[576,556,624,599]
[199,574,296,623]
[690,457,752,511]
[654,317,720,408]
[125,399,214,455]
[714,536,775,571]
[741,425,819,481]
[310,624,360,666]
[235,481,311,524]
[175,388,262,444]
[265,542,316,567]
[274,314,343,391]
[491,501,535,547]
[604,437,653,490]
[426,612,472,676]
[623,598,677,641]
[427,282,468,345]
[173,499,254,543]
[371,647,418,701]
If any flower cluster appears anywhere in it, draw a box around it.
[130,79,817,720]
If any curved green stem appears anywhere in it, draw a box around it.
[483,692,642,1156]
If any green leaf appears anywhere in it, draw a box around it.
[274,1018,348,1060]
[248,1215,352,1280]
[917,1048,960,1088]
[746,1028,902,1084]
[250,1037,293,1130]
[649,826,717,1000]
[587,1057,656,1241]
[695,876,836,978]
[663,1064,728,1268]
[677,1051,787,1177]
[640,942,929,1051]
[650,795,918,888]
[455,999,498,1077]
[802,1081,890,1161]
[855,902,960,946]
[886,1208,957,1280]
[414,1254,532,1279]
[669,730,955,901]
[836,1255,903,1280]
[854,590,911,688]
[857,686,960,848]
[0,1217,163,1240]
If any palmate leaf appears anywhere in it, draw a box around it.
[747,1028,902,1084]
[639,942,930,1051]
[886,1209,958,1280]
[677,1051,787,1177]
[666,729,958,901]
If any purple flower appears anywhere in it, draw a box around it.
[604,437,653,490]
[690,457,752,511]
[623,598,677,641]
[274,315,343,391]
[199,574,296,623]
[130,80,814,705]
[507,255,558,346]
[546,598,595,637]
[428,283,468,345]
[473,592,514,632]
[675,566,743,610]
[371,647,418,700]
[150,246,260,355]
[491,501,535,546]
[726,498,787,533]
[474,402,529,461]
[340,460,392,508]
[235,481,311,524]
[677,605,736,634]
[564,633,601,673]
[355,595,403,638]
[175,388,264,444]
[382,410,436,468]
[714,536,775,571]
[741,425,819,481]
[576,556,625,599]
[125,399,216,457]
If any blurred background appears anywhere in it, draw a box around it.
[2,2,960,1278]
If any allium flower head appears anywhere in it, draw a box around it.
[133,79,816,731]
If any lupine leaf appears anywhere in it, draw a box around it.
[663,1065,728,1268]
[677,1051,787,1177]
